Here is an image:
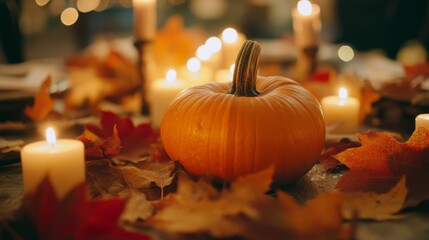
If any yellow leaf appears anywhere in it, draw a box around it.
[342,176,407,220]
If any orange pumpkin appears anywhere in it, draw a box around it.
[161,40,325,185]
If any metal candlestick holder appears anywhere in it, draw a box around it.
[134,39,151,116]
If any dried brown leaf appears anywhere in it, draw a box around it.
[342,176,407,220]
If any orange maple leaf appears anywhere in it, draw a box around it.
[334,127,429,207]
[24,76,56,121]
[154,15,199,70]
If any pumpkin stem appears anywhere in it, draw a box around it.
[228,40,261,97]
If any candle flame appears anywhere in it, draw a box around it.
[297,0,312,16]
[222,28,238,44]
[339,87,348,99]
[46,127,56,148]
[166,69,177,83]
[187,58,201,73]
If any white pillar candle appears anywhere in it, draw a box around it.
[133,0,157,40]
[21,127,85,199]
[292,0,321,48]
[221,28,246,68]
[415,114,429,130]
[150,69,186,130]
[179,58,213,87]
[321,87,360,134]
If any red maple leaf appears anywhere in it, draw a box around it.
[86,111,159,151]
[4,177,151,240]
[77,125,121,159]
[334,128,429,207]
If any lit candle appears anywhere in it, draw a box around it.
[196,42,222,71]
[214,64,235,82]
[179,57,213,87]
[415,114,429,130]
[21,127,85,199]
[321,87,360,134]
[150,69,186,129]
[133,0,156,40]
[221,28,246,68]
[292,0,321,48]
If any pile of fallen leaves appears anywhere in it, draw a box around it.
[6,106,429,239]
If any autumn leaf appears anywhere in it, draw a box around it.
[24,76,56,121]
[146,166,351,240]
[154,15,199,70]
[86,111,159,152]
[77,125,121,159]
[1,176,151,240]
[146,166,275,237]
[334,128,429,207]
[276,191,350,240]
[342,176,407,220]
[319,138,361,172]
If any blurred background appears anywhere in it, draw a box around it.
[1,0,428,63]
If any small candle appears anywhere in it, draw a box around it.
[221,28,246,68]
[292,0,321,48]
[415,114,429,130]
[21,127,85,199]
[133,0,156,40]
[196,42,222,71]
[150,69,186,129]
[321,87,360,134]
[179,58,213,87]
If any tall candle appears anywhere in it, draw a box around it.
[321,87,360,134]
[221,28,246,68]
[21,127,85,199]
[292,0,321,48]
[150,69,186,129]
[415,114,429,130]
[133,0,156,40]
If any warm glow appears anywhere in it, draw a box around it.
[35,0,50,7]
[166,69,177,83]
[60,8,79,26]
[222,28,238,44]
[77,0,100,12]
[95,0,110,12]
[338,45,355,62]
[196,45,212,61]
[205,37,222,52]
[187,58,201,73]
[297,0,312,16]
[46,127,56,148]
[229,64,235,74]
[339,87,348,99]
